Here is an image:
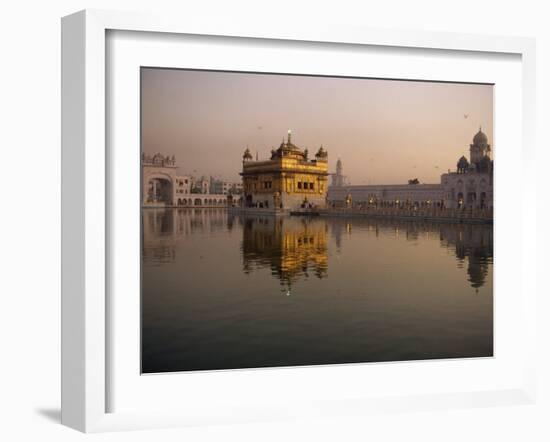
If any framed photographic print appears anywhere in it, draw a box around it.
[140,67,495,374]
[61,9,538,432]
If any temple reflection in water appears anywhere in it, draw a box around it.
[241,216,328,288]
[142,208,492,289]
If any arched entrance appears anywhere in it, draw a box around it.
[467,192,477,208]
[145,176,173,205]
[480,192,487,209]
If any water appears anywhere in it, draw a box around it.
[142,208,493,373]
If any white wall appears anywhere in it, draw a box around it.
[0,1,548,441]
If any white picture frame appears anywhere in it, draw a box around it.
[61,9,538,433]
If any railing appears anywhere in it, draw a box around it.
[316,206,493,222]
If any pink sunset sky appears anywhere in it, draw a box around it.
[141,68,493,185]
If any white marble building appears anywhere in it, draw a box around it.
[328,128,493,210]
[142,153,229,207]
[440,128,493,209]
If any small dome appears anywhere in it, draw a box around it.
[473,128,488,145]
[243,148,253,161]
[457,155,469,173]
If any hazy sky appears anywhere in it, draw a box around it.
[141,68,493,185]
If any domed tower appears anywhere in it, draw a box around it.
[271,130,308,161]
[470,127,491,169]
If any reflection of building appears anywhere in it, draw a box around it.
[328,128,493,210]
[141,208,230,263]
[241,215,328,287]
[439,223,493,289]
[141,207,177,263]
[240,131,329,210]
[142,208,492,290]
[327,216,493,289]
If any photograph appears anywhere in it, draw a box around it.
[140,67,494,374]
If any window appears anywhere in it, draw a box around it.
[297,182,302,189]
[309,182,314,190]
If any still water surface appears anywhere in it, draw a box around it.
[142,208,493,373]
